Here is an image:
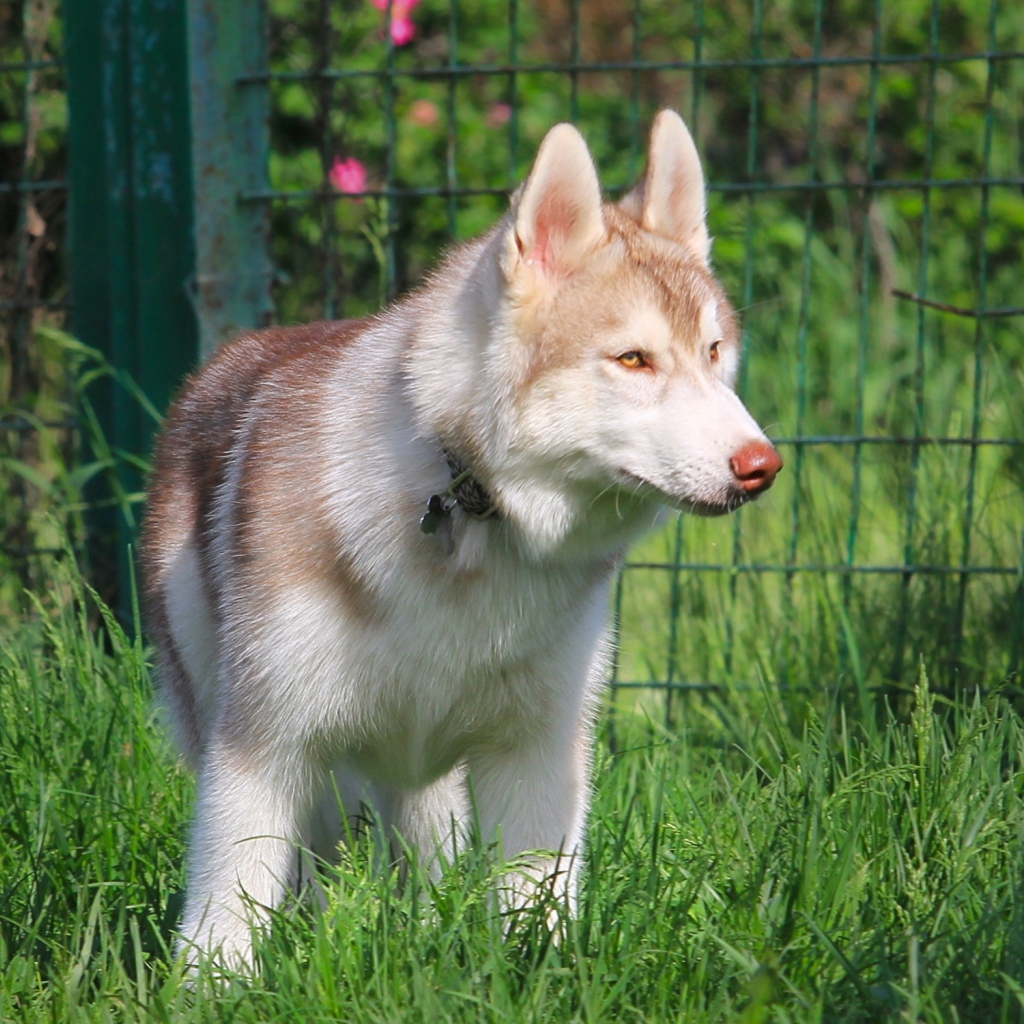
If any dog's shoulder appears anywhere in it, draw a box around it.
[144,319,373,573]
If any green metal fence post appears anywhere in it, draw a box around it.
[187,0,274,359]
[65,0,198,618]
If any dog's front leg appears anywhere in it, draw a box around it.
[179,742,313,968]
[466,708,592,918]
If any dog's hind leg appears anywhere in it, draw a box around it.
[299,763,388,891]
[160,539,220,756]
[296,768,468,907]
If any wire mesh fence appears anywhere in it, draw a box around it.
[2,0,1022,713]
[250,0,1023,711]
[237,0,1015,712]
[0,0,75,591]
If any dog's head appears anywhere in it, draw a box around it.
[416,111,782,555]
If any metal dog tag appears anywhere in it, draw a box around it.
[419,493,450,534]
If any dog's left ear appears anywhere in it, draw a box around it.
[621,110,711,263]
[506,123,606,284]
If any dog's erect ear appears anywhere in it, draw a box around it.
[508,123,605,281]
[621,110,711,262]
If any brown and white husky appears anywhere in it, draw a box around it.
[142,110,782,965]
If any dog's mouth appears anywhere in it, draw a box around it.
[615,470,748,518]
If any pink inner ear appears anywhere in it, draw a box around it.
[524,189,576,274]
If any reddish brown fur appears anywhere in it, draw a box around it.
[141,318,374,757]
[144,318,372,591]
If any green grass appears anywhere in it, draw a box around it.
[1,4,1022,1015]
[2,556,1023,1022]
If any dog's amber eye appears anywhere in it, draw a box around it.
[617,351,647,370]
[710,341,721,363]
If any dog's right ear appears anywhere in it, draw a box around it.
[504,123,606,288]
[620,110,711,263]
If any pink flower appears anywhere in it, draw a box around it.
[329,156,367,195]
[408,98,439,127]
[390,14,415,45]
[370,0,420,46]
[487,103,512,128]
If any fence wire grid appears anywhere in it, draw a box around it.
[249,0,1023,713]
[2,0,1023,717]
[0,0,74,584]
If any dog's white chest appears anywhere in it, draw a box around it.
[316,542,606,787]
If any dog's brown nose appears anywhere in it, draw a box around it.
[730,440,783,495]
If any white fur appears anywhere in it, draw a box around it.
[632,109,711,262]
[163,544,219,732]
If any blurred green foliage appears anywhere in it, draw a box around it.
[0,0,70,597]
[265,0,1024,323]
[0,0,1021,698]
[263,0,1024,698]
